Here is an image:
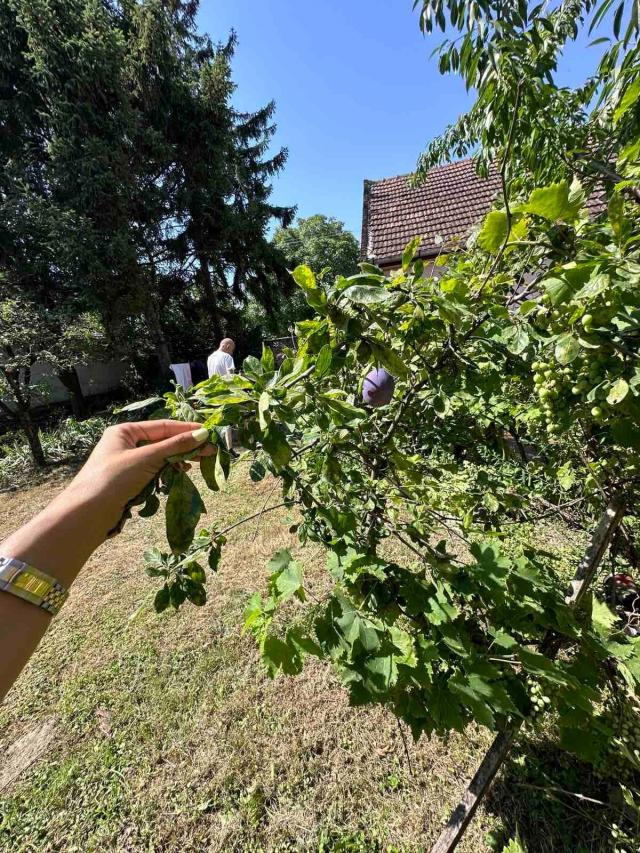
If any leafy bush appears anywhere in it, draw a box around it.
[0,416,108,489]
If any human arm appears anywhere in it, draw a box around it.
[0,420,213,701]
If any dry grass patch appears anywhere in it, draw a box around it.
[0,462,603,852]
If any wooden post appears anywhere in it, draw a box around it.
[429,494,625,853]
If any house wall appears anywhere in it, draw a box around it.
[7,360,127,410]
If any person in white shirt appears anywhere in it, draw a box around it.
[207,339,237,454]
[207,338,236,378]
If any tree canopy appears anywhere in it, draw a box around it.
[0,0,294,461]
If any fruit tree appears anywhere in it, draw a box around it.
[121,0,640,847]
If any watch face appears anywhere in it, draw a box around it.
[12,571,51,598]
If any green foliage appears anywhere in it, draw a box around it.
[0,416,109,489]
[130,188,640,753]
[1,0,294,456]
[241,214,360,339]
[123,0,640,800]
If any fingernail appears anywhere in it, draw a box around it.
[191,427,209,443]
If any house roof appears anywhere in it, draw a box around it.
[361,159,501,266]
[361,158,607,267]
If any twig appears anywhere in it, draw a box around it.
[513,782,607,806]
[477,82,522,297]
[219,502,289,537]
[396,718,414,777]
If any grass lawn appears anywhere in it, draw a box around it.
[0,461,616,852]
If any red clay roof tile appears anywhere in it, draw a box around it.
[361,159,607,266]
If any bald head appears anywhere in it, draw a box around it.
[218,338,235,354]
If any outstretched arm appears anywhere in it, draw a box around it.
[0,421,213,701]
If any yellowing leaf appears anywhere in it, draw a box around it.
[607,378,630,406]
[524,181,582,222]
[477,210,508,253]
[291,264,316,292]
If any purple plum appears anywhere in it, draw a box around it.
[362,368,395,407]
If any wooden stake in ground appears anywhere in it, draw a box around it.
[430,495,625,853]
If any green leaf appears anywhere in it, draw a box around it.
[524,181,582,222]
[262,426,292,469]
[543,276,575,306]
[268,550,304,602]
[200,454,219,491]
[292,264,316,293]
[592,599,618,638]
[402,235,422,270]
[287,628,323,658]
[116,396,164,413]
[214,446,231,486]
[258,391,271,430]
[320,394,366,422]
[249,459,267,482]
[573,273,609,300]
[608,194,628,242]
[555,333,580,365]
[243,592,265,635]
[138,492,160,518]
[315,344,333,377]
[165,472,206,553]
[483,493,500,513]
[448,674,496,728]
[261,635,303,676]
[557,462,576,491]
[154,585,170,613]
[502,325,529,355]
[364,653,398,692]
[261,344,275,373]
[477,210,508,253]
[614,76,640,124]
[341,284,393,304]
[368,341,408,377]
[243,355,262,377]
[501,832,527,853]
[607,378,629,406]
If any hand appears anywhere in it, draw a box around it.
[69,420,215,537]
[0,420,214,701]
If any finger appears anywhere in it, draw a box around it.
[136,426,210,468]
[128,420,202,444]
[194,444,216,458]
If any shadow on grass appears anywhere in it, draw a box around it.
[484,735,627,853]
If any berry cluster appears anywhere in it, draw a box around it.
[526,676,551,720]
[598,697,640,783]
[532,348,633,437]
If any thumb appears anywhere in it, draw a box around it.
[139,426,210,469]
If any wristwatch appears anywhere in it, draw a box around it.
[0,556,69,615]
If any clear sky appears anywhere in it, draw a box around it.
[197,1,610,240]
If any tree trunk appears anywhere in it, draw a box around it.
[19,411,46,467]
[58,367,88,420]
[143,299,172,379]
[0,364,47,467]
[197,254,222,340]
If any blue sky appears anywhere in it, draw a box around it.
[197,1,609,240]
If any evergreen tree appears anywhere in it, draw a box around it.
[0,0,294,459]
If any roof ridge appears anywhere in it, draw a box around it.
[366,158,478,187]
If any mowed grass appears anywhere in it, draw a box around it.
[0,462,611,852]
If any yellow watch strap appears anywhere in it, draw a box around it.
[0,556,69,615]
